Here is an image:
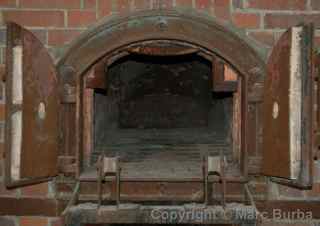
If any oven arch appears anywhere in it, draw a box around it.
[57,9,267,80]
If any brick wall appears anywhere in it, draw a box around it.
[0,0,319,226]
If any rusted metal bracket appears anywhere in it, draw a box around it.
[244,184,256,209]
[244,183,264,225]
[62,181,80,216]
[97,155,121,209]
[61,84,76,104]
[204,151,227,207]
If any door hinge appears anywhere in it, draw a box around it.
[61,84,76,104]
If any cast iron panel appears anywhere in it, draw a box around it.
[5,22,60,187]
[262,24,314,187]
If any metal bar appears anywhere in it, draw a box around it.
[75,75,83,178]
[244,183,263,226]
[116,162,121,206]
[220,152,226,208]
[97,156,103,209]
[79,174,248,183]
[241,75,249,178]
[203,156,208,205]
[96,156,121,208]
[62,181,80,216]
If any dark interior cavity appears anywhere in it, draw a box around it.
[91,54,234,179]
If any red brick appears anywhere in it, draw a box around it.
[20,217,48,226]
[98,0,112,18]
[48,29,82,46]
[176,0,193,7]
[247,0,306,10]
[68,10,96,27]
[84,0,96,9]
[214,0,231,21]
[265,13,320,29]
[20,0,80,9]
[21,182,49,197]
[0,0,16,7]
[3,10,64,27]
[249,31,277,47]
[233,12,260,29]
[196,0,212,10]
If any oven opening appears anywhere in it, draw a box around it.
[81,48,242,180]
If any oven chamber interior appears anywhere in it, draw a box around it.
[50,10,271,191]
[79,40,244,181]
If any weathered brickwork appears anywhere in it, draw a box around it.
[0,1,319,225]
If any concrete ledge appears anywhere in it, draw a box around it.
[64,203,257,226]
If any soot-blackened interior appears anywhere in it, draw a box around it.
[92,54,233,179]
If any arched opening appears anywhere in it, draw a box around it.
[89,49,237,179]
[80,40,245,181]
[56,10,267,181]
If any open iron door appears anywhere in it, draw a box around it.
[5,22,60,187]
[262,24,314,187]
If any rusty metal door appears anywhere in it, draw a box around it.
[5,22,60,187]
[262,24,314,187]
